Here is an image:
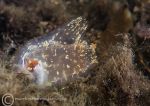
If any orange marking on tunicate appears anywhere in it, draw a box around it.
[27,59,38,72]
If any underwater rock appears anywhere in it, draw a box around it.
[135,22,150,39]
[13,17,97,85]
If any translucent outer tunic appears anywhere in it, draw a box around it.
[13,17,97,85]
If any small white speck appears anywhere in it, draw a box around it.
[65,55,69,59]
[42,41,49,47]
[77,64,80,68]
[65,32,69,35]
[66,64,70,69]
[55,33,59,36]
[57,71,59,75]
[48,65,52,68]
[65,50,68,53]
[28,45,37,50]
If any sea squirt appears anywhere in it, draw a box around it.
[13,17,97,85]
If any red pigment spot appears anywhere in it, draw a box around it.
[27,59,38,72]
